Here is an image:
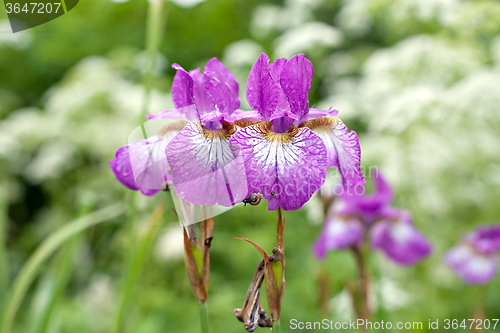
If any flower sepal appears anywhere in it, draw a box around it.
[179,210,214,304]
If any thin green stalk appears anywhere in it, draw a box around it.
[350,243,370,329]
[0,203,125,333]
[123,192,138,275]
[272,318,281,333]
[110,201,165,333]
[0,180,8,301]
[198,302,209,333]
[138,0,167,137]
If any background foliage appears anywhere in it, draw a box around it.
[1,0,500,332]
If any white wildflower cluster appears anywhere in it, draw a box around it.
[233,0,500,216]
[250,0,342,59]
[0,54,172,203]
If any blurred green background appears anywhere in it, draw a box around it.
[1,0,500,332]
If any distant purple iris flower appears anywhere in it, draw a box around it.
[231,53,364,210]
[313,173,432,265]
[444,224,500,284]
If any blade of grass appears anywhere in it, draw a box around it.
[29,200,95,333]
[0,180,8,302]
[110,200,166,333]
[0,203,125,333]
[28,236,79,333]
[0,180,9,326]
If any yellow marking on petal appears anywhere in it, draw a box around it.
[233,119,260,128]
[302,116,340,132]
[157,119,189,138]
[201,121,237,140]
[253,121,299,143]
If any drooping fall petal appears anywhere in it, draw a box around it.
[305,116,364,187]
[444,245,498,284]
[110,137,166,196]
[166,121,248,207]
[370,210,432,265]
[231,121,327,211]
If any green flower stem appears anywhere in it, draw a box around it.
[198,302,209,333]
[351,243,370,331]
[272,318,281,333]
[110,200,165,333]
[0,203,125,333]
[139,0,167,138]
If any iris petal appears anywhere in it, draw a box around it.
[305,116,364,187]
[110,136,166,196]
[269,57,286,83]
[279,54,313,119]
[110,120,188,196]
[246,53,281,120]
[444,245,498,284]
[189,67,216,115]
[370,210,432,265]
[165,121,248,207]
[313,215,364,259]
[171,64,196,110]
[230,121,327,211]
[203,58,240,115]
[297,108,339,124]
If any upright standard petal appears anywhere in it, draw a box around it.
[203,58,240,115]
[474,224,500,254]
[165,121,248,207]
[230,121,328,211]
[340,172,393,223]
[190,67,216,115]
[246,53,281,120]
[171,64,195,110]
[279,54,313,119]
[305,117,364,187]
[370,210,432,265]
[269,57,286,83]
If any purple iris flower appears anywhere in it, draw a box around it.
[110,58,251,202]
[230,53,364,211]
[313,173,432,265]
[162,59,253,207]
[444,224,500,284]
[111,54,364,212]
